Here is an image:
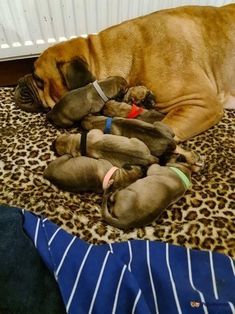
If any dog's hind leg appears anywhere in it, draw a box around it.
[161,96,223,142]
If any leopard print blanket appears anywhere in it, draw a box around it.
[0,88,234,257]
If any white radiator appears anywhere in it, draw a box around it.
[0,0,233,61]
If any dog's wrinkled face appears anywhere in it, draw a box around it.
[14,74,47,113]
[15,45,95,112]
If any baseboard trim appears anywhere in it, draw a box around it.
[0,58,37,87]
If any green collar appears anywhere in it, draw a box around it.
[169,166,191,189]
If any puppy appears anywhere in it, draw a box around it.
[44,155,144,193]
[102,100,165,123]
[53,129,157,167]
[102,161,192,230]
[123,85,156,109]
[46,76,128,127]
[81,115,176,157]
[81,115,202,168]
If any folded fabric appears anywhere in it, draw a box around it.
[23,210,235,314]
[0,205,66,314]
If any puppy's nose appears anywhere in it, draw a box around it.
[145,92,156,108]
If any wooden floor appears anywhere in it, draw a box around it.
[0,58,36,87]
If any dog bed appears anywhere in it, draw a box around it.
[0,87,234,257]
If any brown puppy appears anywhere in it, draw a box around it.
[16,4,235,141]
[82,115,176,157]
[53,129,157,167]
[81,115,202,168]
[44,155,144,193]
[102,100,165,123]
[102,161,192,229]
[46,76,127,127]
[123,85,156,109]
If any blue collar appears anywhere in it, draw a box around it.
[104,117,113,134]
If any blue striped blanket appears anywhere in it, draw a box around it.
[23,210,235,314]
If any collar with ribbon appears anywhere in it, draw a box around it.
[104,117,113,134]
[80,131,88,156]
[102,166,119,190]
[127,103,144,119]
[92,80,109,102]
[169,166,191,189]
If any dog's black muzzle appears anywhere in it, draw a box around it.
[14,74,45,113]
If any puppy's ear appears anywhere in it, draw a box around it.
[57,58,95,90]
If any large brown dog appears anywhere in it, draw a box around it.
[15,4,235,141]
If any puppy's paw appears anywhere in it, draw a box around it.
[190,153,205,172]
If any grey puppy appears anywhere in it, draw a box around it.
[102,100,165,123]
[44,155,144,193]
[123,85,156,109]
[53,129,157,167]
[81,115,202,168]
[46,76,128,127]
[102,161,192,230]
[81,115,176,158]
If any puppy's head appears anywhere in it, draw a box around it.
[52,134,68,156]
[98,76,128,100]
[110,164,145,190]
[166,153,194,176]
[52,133,80,157]
[123,86,156,109]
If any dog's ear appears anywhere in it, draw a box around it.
[57,58,95,90]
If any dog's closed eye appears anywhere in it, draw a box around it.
[32,73,44,90]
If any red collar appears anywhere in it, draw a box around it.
[127,104,144,119]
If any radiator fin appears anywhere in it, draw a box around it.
[0,0,232,60]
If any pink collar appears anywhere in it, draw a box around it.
[102,166,119,190]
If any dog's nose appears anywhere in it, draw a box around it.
[51,139,56,151]
[46,111,53,123]
[46,115,52,122]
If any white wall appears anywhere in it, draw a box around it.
[0,0,234,61]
